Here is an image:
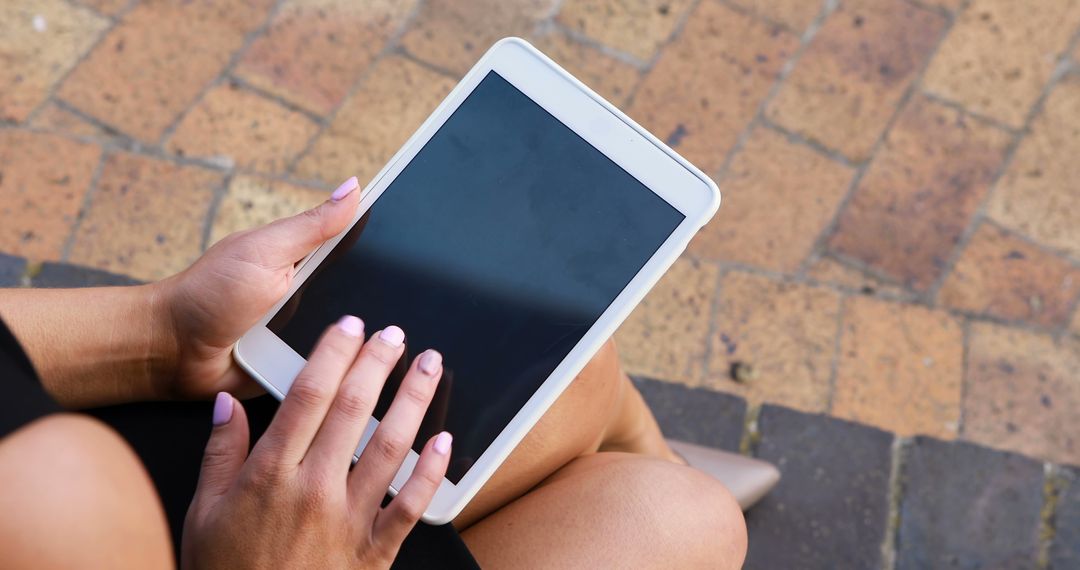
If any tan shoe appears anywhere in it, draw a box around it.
[666,439,780,510]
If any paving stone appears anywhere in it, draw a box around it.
[988,76,1080,260]
[628,0,798,174]
[556,0,694,61]
[940,222,1080,328]
[29,102,126,144]
[614,258,717,385]
[964,322,1080,466]
[1052,466,1080,569]
[68,152,221,281]
[57,0,274,143]
[705,271,841,413]
[896,437,1043,570]
[527,28,641,106]
[923,0,1080,128]
[74,0,129,16]
[166,84,319,174]
[631,376,746,451]
[0,0,109,122]
[234,0,416,116]
[728,0,823,32]
[32,262,141,288]
[806,255,908,297]
[688,127,854,272]
[0,254,27,288]
[1073,309,1080,337]
[400,0,557,76]
[744,405,892,570]
[209,175,328,245]
[293,56,456,187]
[0,130,101,261]
[827,95,1011,290]
[832,296,963,438]
[765,0,946,161]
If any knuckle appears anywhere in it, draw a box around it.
[334,386,371,419]
[394,494,425,524]
[318,335,355,362]
[371,434,408,463]
[288,378,330,408]
[398,383,431,407]
[363,343,400,367]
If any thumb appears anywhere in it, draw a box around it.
[248,176,361,265]
[193,392,250,506]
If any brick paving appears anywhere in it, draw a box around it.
[4,0,1080,564]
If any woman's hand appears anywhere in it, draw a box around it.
[182,316,452,569]
[155,177,363,400]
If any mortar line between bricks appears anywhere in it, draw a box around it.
[59,148,110,263]
[923,25,1080,303]
[284,0,429,178]
[957,318,972,438]
[918,89,1024,135]
[793,4,959,284]
[226,75,329,126]
[823,293,848,413]
[540,20,651,70]
[980,217,1080,270]
[154,0,290,150]
[696,260,727,384]
[60,0,112,24]
[621,0,705,108]
[200,172,235,252]
[715,0,808,36]
[880,436,909,570]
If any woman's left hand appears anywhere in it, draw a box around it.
[153,177,362,400]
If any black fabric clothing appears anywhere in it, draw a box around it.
[0,318,478,569]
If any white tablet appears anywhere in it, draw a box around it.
[234,37,720,524]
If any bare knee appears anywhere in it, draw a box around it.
[0,414,172,569]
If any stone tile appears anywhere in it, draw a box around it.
[806,255,907,297]
[0,0,109,122]
[964,322,1080,466]
[628,1,798,174]
[688,127,854,271]
[29,102,125,144]
[68,152,221,281]
[896,437,1043,569]
[1073,308,1080,337]
[705,271,841,413]
[0,131,101,261]
[765,0,946,161]
[631,376,746,451]
[33,262,141,288]
[234,0,417,116]
[614,258,717,384]
[75,0,129,16]
[209,175,327,245]
[1052,466,1080,569]
[988,76,1080,260]
[728,0,823,31]
[166,84,319,174]
[293,56,456,186]
[923,0,1080,128]
[528,28,641,106]
[57,0,274,143]
[0,254,27,288]
[832,296,963,438]
[556,0,694,61]
[745,405,892,570]
[400,0,557,76]
[827,96,1011,290]
[940,222,1080,328]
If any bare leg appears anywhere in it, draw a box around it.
[462,452,747,569]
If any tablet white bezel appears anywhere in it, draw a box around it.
[234,37,720,524]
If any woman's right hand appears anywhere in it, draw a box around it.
[181,316,452,569]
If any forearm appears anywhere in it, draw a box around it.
[0,284,177,409]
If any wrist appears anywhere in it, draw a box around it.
[142,278,182,401]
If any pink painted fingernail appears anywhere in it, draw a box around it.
[330,176,359,201]
[379,325,405,347]
[337,315,363,337]
[212,392,233,426]
[418,350,442,375]
[434,432,453,455]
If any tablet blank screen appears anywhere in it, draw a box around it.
[268,72,684,483]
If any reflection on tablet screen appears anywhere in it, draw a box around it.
[268,72,684,483]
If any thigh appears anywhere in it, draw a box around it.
[460,452,747,569]
[453,340,624,528]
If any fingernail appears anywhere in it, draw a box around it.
[418,350,442,375]
[212,392,233,426]
[379,325,405,347]
[337,315,363,337]
[330,176,359,201]
[434,432,453,455]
